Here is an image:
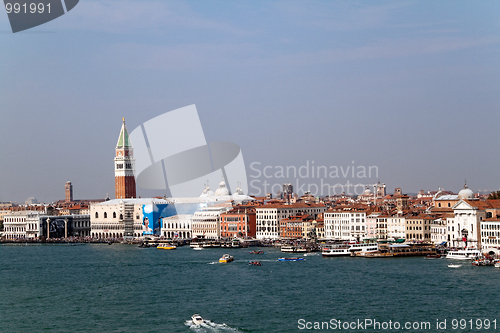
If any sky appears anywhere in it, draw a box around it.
[1,0,500,203]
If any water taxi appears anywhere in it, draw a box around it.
[219,254,234,263]
[157,243,176,250]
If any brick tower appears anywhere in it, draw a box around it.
[65,181,73,203]
[115,118,136,199]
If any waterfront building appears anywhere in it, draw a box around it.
[405,214,434,243]
[161,215,192,239]
[91,198,170,238]
[480,217,500,247]
[324,206,368,241]
[40,215,91,238]
[375,214,389,240]
[430,217,448,245]
[115,118,136,199]
[386,214,406,240]
[302,213,324,240]
[279,214,312,239]
[365,212,381,240]
[255,203,326,240]
[191,205,231,239]
[220,207,256,239]
[4,210,90,239]
[4,211,31,239]
[448,198,500,248]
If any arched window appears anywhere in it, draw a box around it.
[95,212,99,218]
[120,214,123,220]
[113,212,116,218]
[104,212,107,218]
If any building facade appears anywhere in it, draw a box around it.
[255,203,326,240]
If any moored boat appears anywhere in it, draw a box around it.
[249,261,262,266]
[446,248,481,260]
[278,257,304,261]
[425,254,442,259]
[322,242,378,257]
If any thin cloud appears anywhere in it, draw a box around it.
[51,0,254,36]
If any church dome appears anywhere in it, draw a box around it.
[458,184,474,200]
[200,184,214,197]
[364,187,372,196]
[215,180,230,196]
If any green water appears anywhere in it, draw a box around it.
[1,244,499,332]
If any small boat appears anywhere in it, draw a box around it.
[448,264,462,268]
[193,247,204,250]
[191,314,204,325]
[249,250,264,254]
[219,254,234,263]
[304,252,319,256]
[278,257,305,261]
[157,243,176,250]
[249,261,262,266]
[425,254,441,259]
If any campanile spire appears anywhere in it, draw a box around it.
[115,118,136,199]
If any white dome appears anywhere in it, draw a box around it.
[458,184,474,200]
[215,181,230,196]
[364,187,372,196]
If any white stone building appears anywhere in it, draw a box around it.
[386,214,406,240]
[256,203,326,240]
[323,207,368,241]
[90,198,170,238]
[161,215,192,239]
[191,205,231,239]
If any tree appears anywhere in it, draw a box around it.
[487,191,500,200]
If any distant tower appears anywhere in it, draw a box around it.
[115,118,136,199]
[283,183,293,203]
[65,181,73,203]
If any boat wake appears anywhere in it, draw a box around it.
[185,319,242,332]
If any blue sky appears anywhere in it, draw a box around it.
[1,1,500,203]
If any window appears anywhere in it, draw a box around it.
[113,212,116,218]
[104,212,107,218]
[95,212,99,218]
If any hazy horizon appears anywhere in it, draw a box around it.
[1,1,500,204]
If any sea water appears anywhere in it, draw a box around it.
[1,244,499,332]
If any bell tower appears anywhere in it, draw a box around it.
[115,118,136,199]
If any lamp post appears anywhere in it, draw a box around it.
[46,217,51,239]
[64,218,68,239]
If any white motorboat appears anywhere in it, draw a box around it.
[191,314,204,325]
[446,249,481,260]
[448,264,462,268]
